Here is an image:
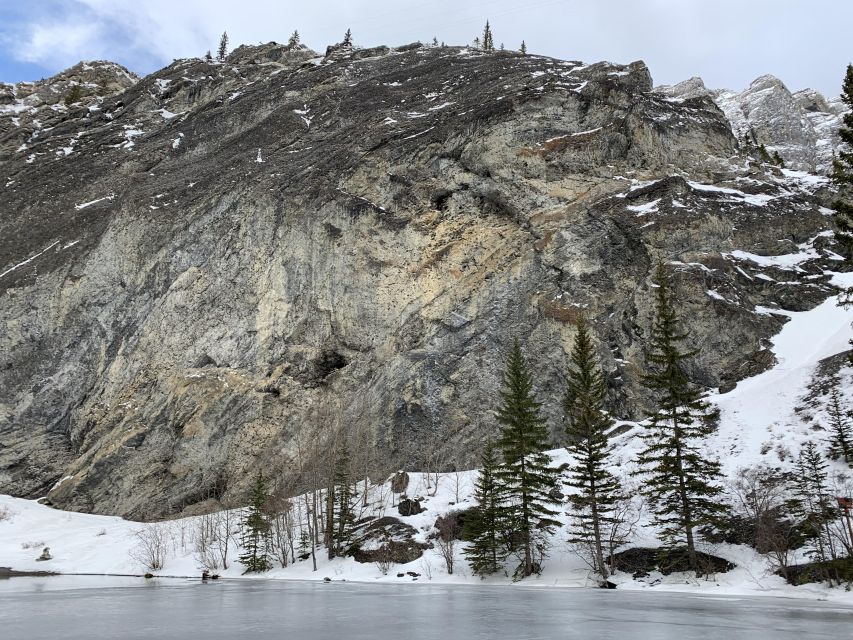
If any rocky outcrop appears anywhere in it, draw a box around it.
[0,43,846,518]
[657,75,848,174]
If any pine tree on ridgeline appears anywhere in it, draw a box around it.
[239,470,273,572]
[633,264,726,576]
[482,20,494,52]
[463,440,507,577]
[288,30,301,48]
[217,31,229,62]
[494,339,560,578]
[343,28,353,46]
[520,41,527,55]
[564,316,623,580]
[826,383,853,465]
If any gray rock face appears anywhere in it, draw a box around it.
[0,43,845,518]
[657,75,848,174]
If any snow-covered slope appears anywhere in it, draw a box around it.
[2,281,852,601]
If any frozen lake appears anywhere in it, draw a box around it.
[1,576,852,639]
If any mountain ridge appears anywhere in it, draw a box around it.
[0,41,847,518]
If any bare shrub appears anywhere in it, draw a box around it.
[0,505,13,522]
[130,523,173,571]
[374,536,394,575]
[433,514,461,575]
[728,465,798,579]
[193,512,222,570]
[21,540,45,550]
[419,556,434,580]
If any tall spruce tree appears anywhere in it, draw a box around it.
[832,64,853,262]
[217,31,229,62]
[564,316,623,580]
[633,264,725,575]
[463,440,507,576]
[343,28,353,46]
[288,30,301,48]
[827,384,853,465]
[495,339,560,578]
[332,444,356,555]
[239,471,273,572]
[520,40,527,55]
[791,442,839,573]
[482,21,494,52]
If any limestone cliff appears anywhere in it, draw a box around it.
[0,42,845,518]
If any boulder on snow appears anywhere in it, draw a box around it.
[613,547,734,578]
[397,498,423,516]
[349,516,430,564]
[433,508,475,541]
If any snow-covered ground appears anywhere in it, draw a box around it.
[2,289,853,603]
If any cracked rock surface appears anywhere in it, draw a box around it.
[0,42,846,518]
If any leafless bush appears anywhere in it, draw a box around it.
[729,465,797,579]
[21,540,45,550]
[374,537,394,575]
[434,536,456,575]
[269,497,296,568]
[193,512,222,570]
[434,514,461,575]
[419,557,434,580]
[130,523,173,571]
[0,505,12,522]
[604,480,643,574]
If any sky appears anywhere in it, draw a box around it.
[0,0,850,96]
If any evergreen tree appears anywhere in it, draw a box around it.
[432,36,439,47]
[204,50,213,63]
[217,31,229,62]
[239,471,273,572]
[332,444,356,555]
[482,21,494,52]
[832,64,853,262]
[463,440,507,576]
[633,264,726,575]
[791,442,839,570]
[758,143,772,163]
[494,339,560,578]
[499,43,505,51]
[772,150,785,167]
[343,28,353,46]
[520,41,527,55]
[63,85,83,107]
[473,36,481,50]
[288,30,300,48]
[826,384,853,465]
[564,316,623,580]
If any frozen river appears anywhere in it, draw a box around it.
[1,576,851,639]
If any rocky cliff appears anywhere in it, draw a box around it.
[0,42,846,518]
[657,75,847,174]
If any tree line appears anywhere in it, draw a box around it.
[205,20,527,64]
